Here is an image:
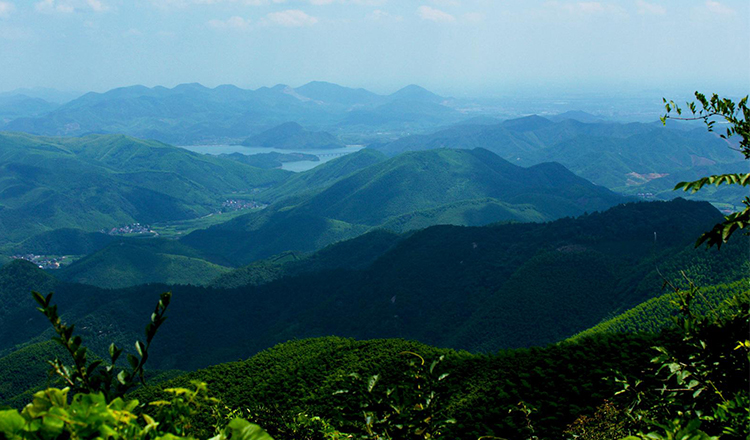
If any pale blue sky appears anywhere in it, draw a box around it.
[0,0,747,96]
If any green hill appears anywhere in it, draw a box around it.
[372,116,742,193]
[0,132,288,245]
[209,229,403,289]
[182,148,625,265]
[0,341,67,408]
[254,148,387,203]
[55,239,231,289]
[130,333,659,440]
[241,122,343,150]
[5,228,117,255]
[573,278,749,338]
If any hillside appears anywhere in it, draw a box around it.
[0,199,736,372]
[0,132,288,244]
[130,334,659,440]
[209,229,404,289]
[4,228,117,255]
[55,239,231,289]
[371,116,742,193]
[241,122,343,150]
[182,148,626,265]
[254,148,387,203]
[573,277,749,338]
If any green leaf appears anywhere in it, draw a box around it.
[135,340,145,357]
[0,410,25,435]
[225,419,274,440]
[127,354,139,370]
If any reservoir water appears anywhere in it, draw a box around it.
[178,144,365,172]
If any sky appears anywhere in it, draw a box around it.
[0,0,747,97]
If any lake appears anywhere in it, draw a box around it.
[178,144,366,172]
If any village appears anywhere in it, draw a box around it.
[11,254,67,270]
[101,223,154,236]
[220,199,267,212]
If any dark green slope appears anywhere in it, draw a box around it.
[0,260,62,353]
[372,116,741,190]
[0,200,742,376]
[0,340,66,408]
[55,239,231,289]
[241,122,343,149]
[132,334,659,440]
[0,132,288,244]
[209,229,403,289]
[378,198,547,233]
[182,148,625,265]
[574,277,749,338]
[143,200,738,368]
[7,228,117,255]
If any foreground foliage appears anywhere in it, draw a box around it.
[663,92,749,248]
[0,291,272,440]
[0,383,272,440]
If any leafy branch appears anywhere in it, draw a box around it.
[32,290,172,402]
[662,92,749,249]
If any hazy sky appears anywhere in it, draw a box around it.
[0,0,747,96]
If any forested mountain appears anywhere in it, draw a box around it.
[54,239,231,289]
[181,148,625,265]
[254,148,387,203]
[0,132,288,244]
[0,199,746,439]
[0,199,738,373]
[371,116,743,192]
[1,82,462,144]
[241,122,343,150]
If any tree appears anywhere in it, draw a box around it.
[662,92,749,249]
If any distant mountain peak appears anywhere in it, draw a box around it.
[389,85,444,103]
[294,81,380,106]
[501,114,553,131]
[271,121,305,133]
[173,82,209,91]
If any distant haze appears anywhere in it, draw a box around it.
[0,0,747,97]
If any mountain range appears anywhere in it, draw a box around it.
[0,198,744,379]
[181,147,626,265]
[2,82,462,144]
[370,115,743,192]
